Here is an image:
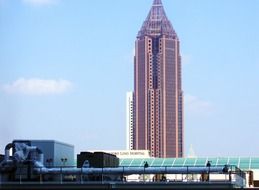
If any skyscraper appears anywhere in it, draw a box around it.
[126,92,134,150]
[133,0,183,158]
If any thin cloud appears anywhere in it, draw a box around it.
[22,0,59,6]
[185,94,214,116]
[2,78,72,96]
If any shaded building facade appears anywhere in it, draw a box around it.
[133,0,183,158]
[126,92,134,150]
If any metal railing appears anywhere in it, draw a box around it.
[0,165,246,188]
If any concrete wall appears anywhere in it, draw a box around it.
[30,140,74,167]
[31,141,55,167]
[54,141,74,167]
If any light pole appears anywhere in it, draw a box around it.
[206,161,212,182]
[61,158,67,167]
[46,158,53,168]
[143,161,149,182]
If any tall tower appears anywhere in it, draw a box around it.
[133,0,183,158]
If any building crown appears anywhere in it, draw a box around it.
[153,0,162,5]
[138,0,177,38]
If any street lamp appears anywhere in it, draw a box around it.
[46,158,53,167]
[206,161,212,182]
[61,158,67,166]
[143,161,149,182]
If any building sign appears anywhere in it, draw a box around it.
[89,150,150,158]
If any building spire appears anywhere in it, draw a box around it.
[153,0,162,6]
[138,0,177,38]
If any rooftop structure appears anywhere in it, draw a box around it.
[119,157,259,170]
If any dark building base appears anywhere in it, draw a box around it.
[0,182,248,190]
[77,152,119,168]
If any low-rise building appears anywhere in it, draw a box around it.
[13,140,74,167]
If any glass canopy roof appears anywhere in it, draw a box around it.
[120,157,259,170]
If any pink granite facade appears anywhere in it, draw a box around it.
[133,0,183,158]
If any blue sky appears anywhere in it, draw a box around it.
[0,0,258,157]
